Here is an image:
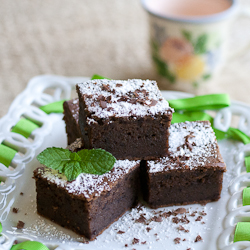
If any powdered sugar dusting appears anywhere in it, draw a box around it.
[149,121,224,172]
[77,79,172,122]
[39,159,140,199]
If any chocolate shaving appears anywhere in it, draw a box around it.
[195,216,203,221]
[172,217,180,224]
[97,95,105,101]
[117,230,125,234]
[186,142,193,151]
[12,207,19,213]
[162,211,172,218]
[136,214,146,224]
[106,96,112,102]
[148,99,158,107]
[137,98,145,105]
[141,241,146,244]
[173,208,186,215]
[195,235,203,242]
[180,215,190,224]
[152,216,162,222]
[102,84,110,92]
[132,238,139,244]
[107,107,114,111]
[17,221,25,229]
[128,98,137,104]
[200,211,207,216]
[116,83,123,87]
[117,96,128,102]
[178,225,185,231]
[146,227,152,232]
[100,100,107,109]
[174,237,181,244]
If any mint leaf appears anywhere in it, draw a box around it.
[77,148,116,175]
[64,161,82,181]
[37,147,116,181]
[37,148,71,172]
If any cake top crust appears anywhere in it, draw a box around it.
[36,159,140,200]
[148,121,226,173]
[77,79,172,121]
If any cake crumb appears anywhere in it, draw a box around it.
[146,227,152,232]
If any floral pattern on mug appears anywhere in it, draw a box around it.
[152,30,214,87]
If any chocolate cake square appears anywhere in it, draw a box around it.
[33,148,140,240]
[141,121,226,208]
[63,98,81,145]
[76,79,173,160]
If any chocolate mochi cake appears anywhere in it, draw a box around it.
[76,79,173,160]
[141,121,226,208]
[34,155,140,240]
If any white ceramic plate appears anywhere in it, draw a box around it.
[0,75,250,250]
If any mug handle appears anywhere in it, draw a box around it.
[227,5,250,60]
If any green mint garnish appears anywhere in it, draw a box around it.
[37,147,116,181]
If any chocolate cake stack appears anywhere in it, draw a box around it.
[34,79,226,240]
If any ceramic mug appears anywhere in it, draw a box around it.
[141,0,248,93]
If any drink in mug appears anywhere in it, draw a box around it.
[142,0,238,92]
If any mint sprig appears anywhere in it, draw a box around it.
[37,148,116,181]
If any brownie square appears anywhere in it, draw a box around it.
[141,121,226,208]
[33,144,140,240]
[76,79,173,160]
[63,98,82,145]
